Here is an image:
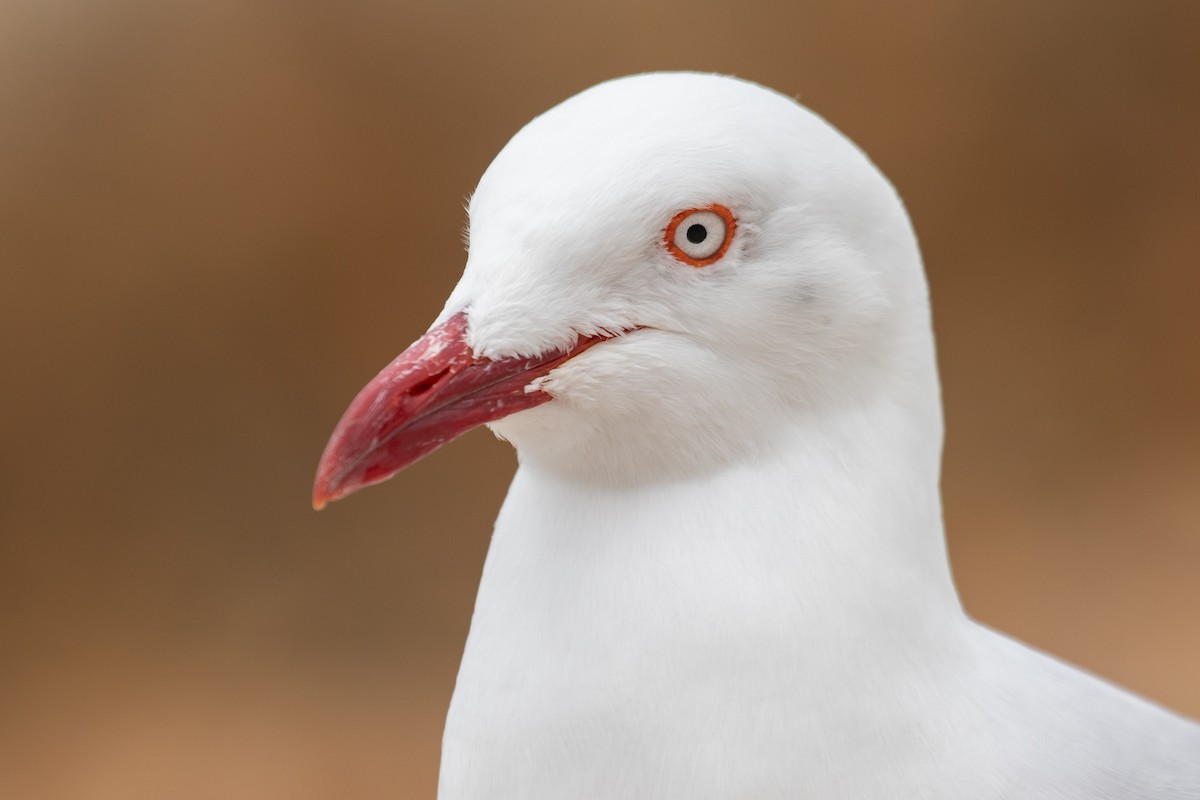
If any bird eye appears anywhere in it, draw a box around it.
[664,205,736,267]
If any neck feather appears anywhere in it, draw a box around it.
[472,380,963,665]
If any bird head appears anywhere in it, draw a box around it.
[314,72,933,507]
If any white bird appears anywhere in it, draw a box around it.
[314,73,1200,799]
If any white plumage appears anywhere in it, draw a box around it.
[320,72,1200,798]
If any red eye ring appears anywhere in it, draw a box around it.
[663,204,737,267]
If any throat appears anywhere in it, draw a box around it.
[461,409,964,691]
[443,405,966,791]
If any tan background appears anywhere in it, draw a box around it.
[2,1,1198,797]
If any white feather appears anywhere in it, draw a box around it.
[429,72,1199,798]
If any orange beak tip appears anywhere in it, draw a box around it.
[311,482,333,511]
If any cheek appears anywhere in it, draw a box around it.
[486,334,679,446]
[534,331,693,408]
[485,330,792,480]
[529,330,756,432]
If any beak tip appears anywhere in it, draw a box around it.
[311,472,335,511]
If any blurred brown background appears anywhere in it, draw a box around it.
[1,0,1198,797]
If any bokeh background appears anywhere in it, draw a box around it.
[2,1,1198,796]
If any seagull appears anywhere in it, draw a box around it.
[313,73,1200,799]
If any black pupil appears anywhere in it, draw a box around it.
[686,223,708,244]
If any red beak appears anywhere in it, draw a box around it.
[312,311,609,509]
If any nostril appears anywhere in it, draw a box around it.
[409,367,450,397]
